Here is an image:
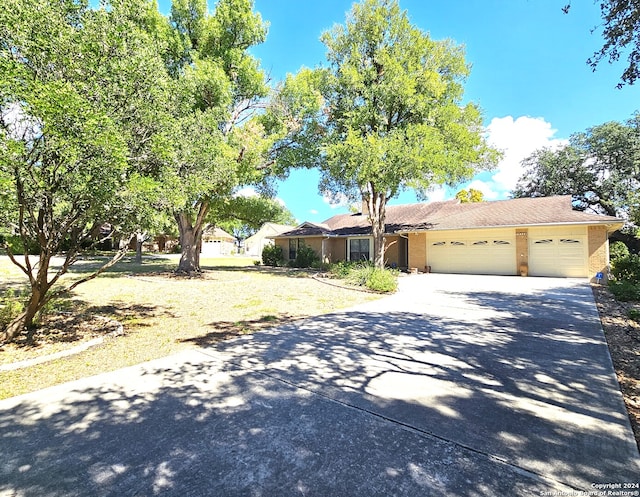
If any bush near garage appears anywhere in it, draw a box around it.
[610,254,640,301]
[610,241,630,262]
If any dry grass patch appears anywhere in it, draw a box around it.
[0,255,380,399]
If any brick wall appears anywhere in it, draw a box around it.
[516,229,528,275]
[588,225,608,282]
[408,232,427,271]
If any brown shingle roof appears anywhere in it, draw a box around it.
[276,196,623,238]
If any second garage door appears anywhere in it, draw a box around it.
[425,229,517,275]
[528,227,588,277]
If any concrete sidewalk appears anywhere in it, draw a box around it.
[1,274,638,496]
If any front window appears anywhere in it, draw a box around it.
[289,239,298,260]
[349,238,371,261]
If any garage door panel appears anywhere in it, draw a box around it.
[426,231,516,275]
[529,228,587,278]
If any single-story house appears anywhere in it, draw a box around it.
[272,195,624,282]
[244,222,296,258]
[201,226,236,256]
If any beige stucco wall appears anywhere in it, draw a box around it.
[384,235,399,266]
[274,238,288,259]
[588,225,609,282]
[408,232,427,271]
[302,237,323,258]
[326,238,346,262]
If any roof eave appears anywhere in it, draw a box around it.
[396,220,625,234]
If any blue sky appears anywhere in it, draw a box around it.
[162,0,640,224]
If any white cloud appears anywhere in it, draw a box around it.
[485,116,568,195]
[234,186,258,198]
[309,209,318,215]
[466,179,500,200]
[426,188,447,202]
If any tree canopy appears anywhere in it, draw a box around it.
[145,0,296,274]
[513,115,640,249]
[286,0,499,267]
[565,1,640,86]
[455,188,485,203]
[513,115,640,219]
[0,0,170,342]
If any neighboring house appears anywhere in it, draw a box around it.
[272,196,624,282]
[201,226,236,256]
[244,222,297,258]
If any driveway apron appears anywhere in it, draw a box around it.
[1,274,638,496]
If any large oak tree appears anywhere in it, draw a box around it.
[288,0,499,267]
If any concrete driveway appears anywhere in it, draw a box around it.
[1,274,639,496]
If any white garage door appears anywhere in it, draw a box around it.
[425,229,516,275]
[529,227,587,277]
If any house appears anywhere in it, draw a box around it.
[244,222,297,258]
[201,226,236,256]
[271,195,624,282]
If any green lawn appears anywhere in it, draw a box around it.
[0,254,379,399]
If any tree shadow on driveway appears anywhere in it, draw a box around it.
[0,352,559,497]
[207,281,640,490]
[1,279,638,496]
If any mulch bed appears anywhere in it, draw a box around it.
[591,284,640,450]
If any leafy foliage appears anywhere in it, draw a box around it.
[285,0,499,267]
[609,280,640,301]
[330,261,398,293]
[261,244,284,267]
[0,0,170,341]
[455,188,484,203]
[609,253,640,301]
[213,195,297,241]
[586,1,640,87]
[611,254,640,284]
[513,116,640,230]
[290,244,319,268]
[610,241,630,261]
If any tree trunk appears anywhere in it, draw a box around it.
[175,209,206,274]
[134,233,145,264]
[364,191,387,269]
[1,256,52,343]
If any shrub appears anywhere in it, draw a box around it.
[4,235,39,255]
[610,241,630,262]
[0,288,26,329]
[345,262,375,287]
[291,244,319,268]
[611,254,640,285]
[333,261,398,293]
[329,261,355,278]
[365,267,398,292]
[628,308,640,322]
[262,244,284,267]
[609,280,640,301]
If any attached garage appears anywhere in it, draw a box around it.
[528,226,588,278]
[273,196,623,283]
[425,229,517,275]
